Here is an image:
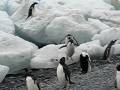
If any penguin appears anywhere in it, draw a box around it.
[26,2,38,19]
[115,64,120,90]
[60,34,79,46]
[66,38,75,61]
[102,40,117,61]
[25,68,41,90]
[79,52,91,74]
[59,38,75,61]
[57,57,74,88]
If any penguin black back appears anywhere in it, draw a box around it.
[116,64,120,71]
[102,40,117,60]
[26,2,38,19]
[80,53,89,74]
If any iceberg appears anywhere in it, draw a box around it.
[0,31,38,74]
[0,11,15,34]
[0,65,9,83]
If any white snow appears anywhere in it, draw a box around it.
[0,65,9,82]
[0,11,15,34]
[92,28,120,46]
[0,31,38,74]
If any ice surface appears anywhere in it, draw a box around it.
[77,40,105,58]
[92,28,120,46]
[0,65,9,82]
[0,11,15,34]
[0,31,38,74]
[90,10,120,27]
[88,18,111,33]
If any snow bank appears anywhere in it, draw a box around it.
[0,65,9,82]
[0,11,15,34]
[0,31,38,74]
[31,40,104,69]
[92,28,120,46]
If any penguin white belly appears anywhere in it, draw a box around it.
[26,77,39,90]
[66,43,74,57]
[57,64,66,85]
[116,71,120,89]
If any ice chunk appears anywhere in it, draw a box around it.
[31,40,104,69]
[88,18,111,33]
[92,28,120,46]
[0,0,7,11]
[0,31,38,74]
[0,65,9,82]
[90,10,120,27]
[77,40,105,58]
[46,16,98,44]
[31,44,81,69]
[0,11,15,34]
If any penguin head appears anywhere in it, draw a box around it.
[33,2,38,5]
[59,57,65,65]
[68,38,74,43]
[32,2,38,6]
[116,64,120,71]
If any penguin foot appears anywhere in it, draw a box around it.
[69,81,75,84]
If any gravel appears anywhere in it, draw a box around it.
[0,56,120,90]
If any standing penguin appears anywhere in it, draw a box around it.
[59,38,75,61]
[57,57,74,88]
[25,69,41,90]
[115,64,120,90]
[79,52,91,74]
[66,39,75,61]
[26,2,38,19]
[102,40,117,61]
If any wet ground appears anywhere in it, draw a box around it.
[0,56,120,90]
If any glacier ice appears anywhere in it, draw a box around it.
[0,11,15,34]
[0,31,38,74]
[0,65,9,82]
[10,0,114,46]
[92,28,120,46]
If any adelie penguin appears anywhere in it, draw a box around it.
[57,57,74,88]
[26,2,38,19]
[102,40,117,61]
[60,38,75,61]
[24,68,41,90]
[79,52,91,74]
[115,64,120,90]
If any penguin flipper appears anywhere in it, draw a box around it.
[37,83,41,90]
[59,45,67,49]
